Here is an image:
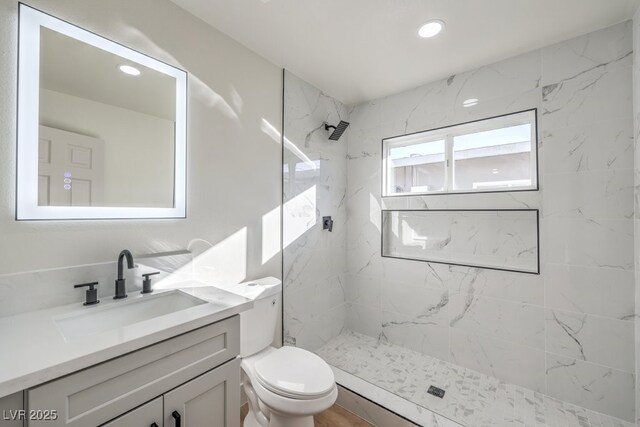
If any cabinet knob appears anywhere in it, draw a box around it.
[150,423,158,427]
[172,410,181,427]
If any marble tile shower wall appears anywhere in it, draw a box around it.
[346,22,635,421]
[282,72,349,351]
[633,10,640,427]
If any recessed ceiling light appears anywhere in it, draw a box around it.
[118,64,141,76]
[463,98,479,107]
[418,20,445,38]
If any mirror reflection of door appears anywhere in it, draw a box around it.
[38,125,105,207]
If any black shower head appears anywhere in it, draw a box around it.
[324,120,350,141]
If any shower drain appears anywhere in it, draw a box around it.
[427,385,446,398]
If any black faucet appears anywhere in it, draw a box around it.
[114,249,135,299]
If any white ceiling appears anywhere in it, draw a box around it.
[170,0,640,105]
[41,27,176,120]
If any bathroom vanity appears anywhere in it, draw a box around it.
[29,317,240,427]
[0,286,251,427]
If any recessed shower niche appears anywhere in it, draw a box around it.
[381,209,540,274]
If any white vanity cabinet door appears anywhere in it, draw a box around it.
[164,359,240,427]
[101,397,162,427]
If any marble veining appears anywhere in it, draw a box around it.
[632,9,640,427]
[283,71,349,350]
[317,330,633,427]
[281,19,635,423]
[341,20,634,421]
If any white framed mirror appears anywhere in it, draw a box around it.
[17,4,187,220]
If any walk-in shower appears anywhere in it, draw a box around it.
[282,17,637,426]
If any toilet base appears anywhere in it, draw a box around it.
[267,412,314,427]
[244,406,314,427]
[243,411,260,427]
[242,379,318,427]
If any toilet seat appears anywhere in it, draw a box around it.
[254,347,335,400]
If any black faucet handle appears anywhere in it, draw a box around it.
[142,272,160,279]
[74,281,99,289]
[141,271,160,294]
[74,282,99,305]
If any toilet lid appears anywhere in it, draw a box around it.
[254,347,335,399]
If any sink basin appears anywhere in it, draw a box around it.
[54,290,207,341]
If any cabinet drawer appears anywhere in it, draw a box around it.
[27,315,239,426]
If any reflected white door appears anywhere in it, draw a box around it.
[38,125,104,206]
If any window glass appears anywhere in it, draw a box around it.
[382,110,537,196]
[388,140,445,194]
[453,124,533,191]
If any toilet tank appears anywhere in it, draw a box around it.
[220,277,282,357]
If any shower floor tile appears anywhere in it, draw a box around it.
[315,330,633,427]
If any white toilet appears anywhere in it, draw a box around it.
[236,277,337,427]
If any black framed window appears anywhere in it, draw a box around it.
[382,109,538,197]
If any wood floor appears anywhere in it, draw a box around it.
[241,403,374,427]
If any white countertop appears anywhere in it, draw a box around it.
[0,283,252,398]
